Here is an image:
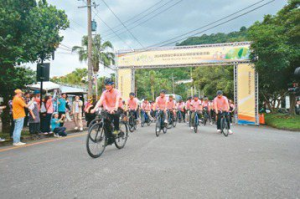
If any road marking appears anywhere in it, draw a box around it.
[0,133,86,153]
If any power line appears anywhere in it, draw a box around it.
[93,10,133,50]
[105,0,183,40]
[103,0,177,36]
[101,0,144,48]
[101,0,165,34]
[144,0,270,48]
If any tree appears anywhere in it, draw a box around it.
[248,0,300,114]
[0,0,69,132]
[72,34,115,73]
[51,68,88,86]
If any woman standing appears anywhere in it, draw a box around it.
[40,97,48,134]
[28,94,41,136]
[45,95,54,134]
[84,97,95,127]
[72,96,83,131]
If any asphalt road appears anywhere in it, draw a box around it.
[0,123,299,199]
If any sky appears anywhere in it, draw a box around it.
[27,0,287,77]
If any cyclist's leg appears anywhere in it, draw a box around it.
[164,110,168,123]
[217,112,222,130]
[191,112,195,126]
[182,111,185,121]
[225,112,231,129]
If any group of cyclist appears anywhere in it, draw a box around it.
[91,78,235,138]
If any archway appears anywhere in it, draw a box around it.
[116,42,258,125]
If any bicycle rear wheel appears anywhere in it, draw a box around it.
[222,118,229,137]
[114,122,128,149]
[141,115,145,127]
[172,116,177,127]
[155,116,161,137]
[129,117,135,132]
[194,116,198,133]
[86,123,106,158]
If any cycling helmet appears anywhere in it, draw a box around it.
[193,94,198,98]
[104,78,114,85]
[217,90,223,95]
[129,92,135,96]
[204,97,208,101]
[187,97,192,100]
[160,89,166,94]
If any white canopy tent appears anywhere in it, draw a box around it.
[27,81,87,94]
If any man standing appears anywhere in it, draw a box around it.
[72,96,83,131]
[12,89,33,146]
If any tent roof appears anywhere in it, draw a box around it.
[27,82,87,94]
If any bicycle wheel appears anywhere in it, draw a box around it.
[141,115,145,127]
[194,115,198,133]
[88,118,100,130]
[203,115,207,126]
[129,117,135,132]
[86,123,106,158]
[222,118,229,137]
[155,116,161,137]
[172,115,177,127]
[114,122,128,149]
[163,123,168,134]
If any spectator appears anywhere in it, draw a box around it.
[65,96,72,122]
[84,97,95,127]
[72,96,83,131]
[45,94,54,135]
[34,90,41,110]
[51,113,67,137]
[40,97,48,134]
[0,106,6,142]
[8,99,15,137]
[12,89,33,146]
[23,92,31,127]
[58,93,67,127]
[28,94,40,136]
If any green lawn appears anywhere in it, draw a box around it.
[265,113,300,131]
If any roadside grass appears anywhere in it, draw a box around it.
[265,113,300,131]
[0,130,31,140]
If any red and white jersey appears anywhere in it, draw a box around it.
[190,100,202,111]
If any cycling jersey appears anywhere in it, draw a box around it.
[186,100,192,110]
[167,100,175,110]
[155,96,167,110]
[99,89,122,112]
[141,101,151,111]
[177,102,185,111]
[127,98,138,110]
[202,101,211,111]
[213,96,229,112]
[190,100,202,111]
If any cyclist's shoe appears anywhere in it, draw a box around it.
[190,127,194,130]
[105,138,114,145]
[156,128,160,132]
[229,130,233,135]
[217,129,221,133]
[164,120,168,124]
[113,130,119,135]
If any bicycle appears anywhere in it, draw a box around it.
[141,110,151,127]
[128,110,137,132]
[167,110,177,129]
[88,111,102,130]
[86,110,128,158]
[219,111,230,137]
[202,107,210,126]
[192,111,201,133]
[155,110,167,137]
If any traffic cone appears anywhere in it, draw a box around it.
[259,114,265,124]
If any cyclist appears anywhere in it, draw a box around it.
[202,97,212,125]
[127,92,138,121]
[190,95,203,130]
[213,90,233,134]
[155,90,168,126]
[185,97,192,124]
[91,78,123,136]
[166,95,176,124]
[150,101,156,119]
[141,98,151,122]
[176,99,186,122]
[209,99,216,123]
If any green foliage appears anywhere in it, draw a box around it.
[51,68,88,86]
[247,0,300,112]
[72,34,115,73]
[265,113,300,131]
[193,66,234,100]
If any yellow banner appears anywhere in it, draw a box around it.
[118,43,250,67]
[117,68,132,100]
[237,63,256,124]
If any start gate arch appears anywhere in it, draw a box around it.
[116,42,258,125]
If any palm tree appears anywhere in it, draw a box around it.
[72,34,115,73]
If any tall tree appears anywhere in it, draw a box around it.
[248,0,300,114]
[72,34,115,73]
[0,0,69,132]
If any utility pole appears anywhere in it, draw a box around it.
[87,0,93,97]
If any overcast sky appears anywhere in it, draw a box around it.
[27,0,287,77]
